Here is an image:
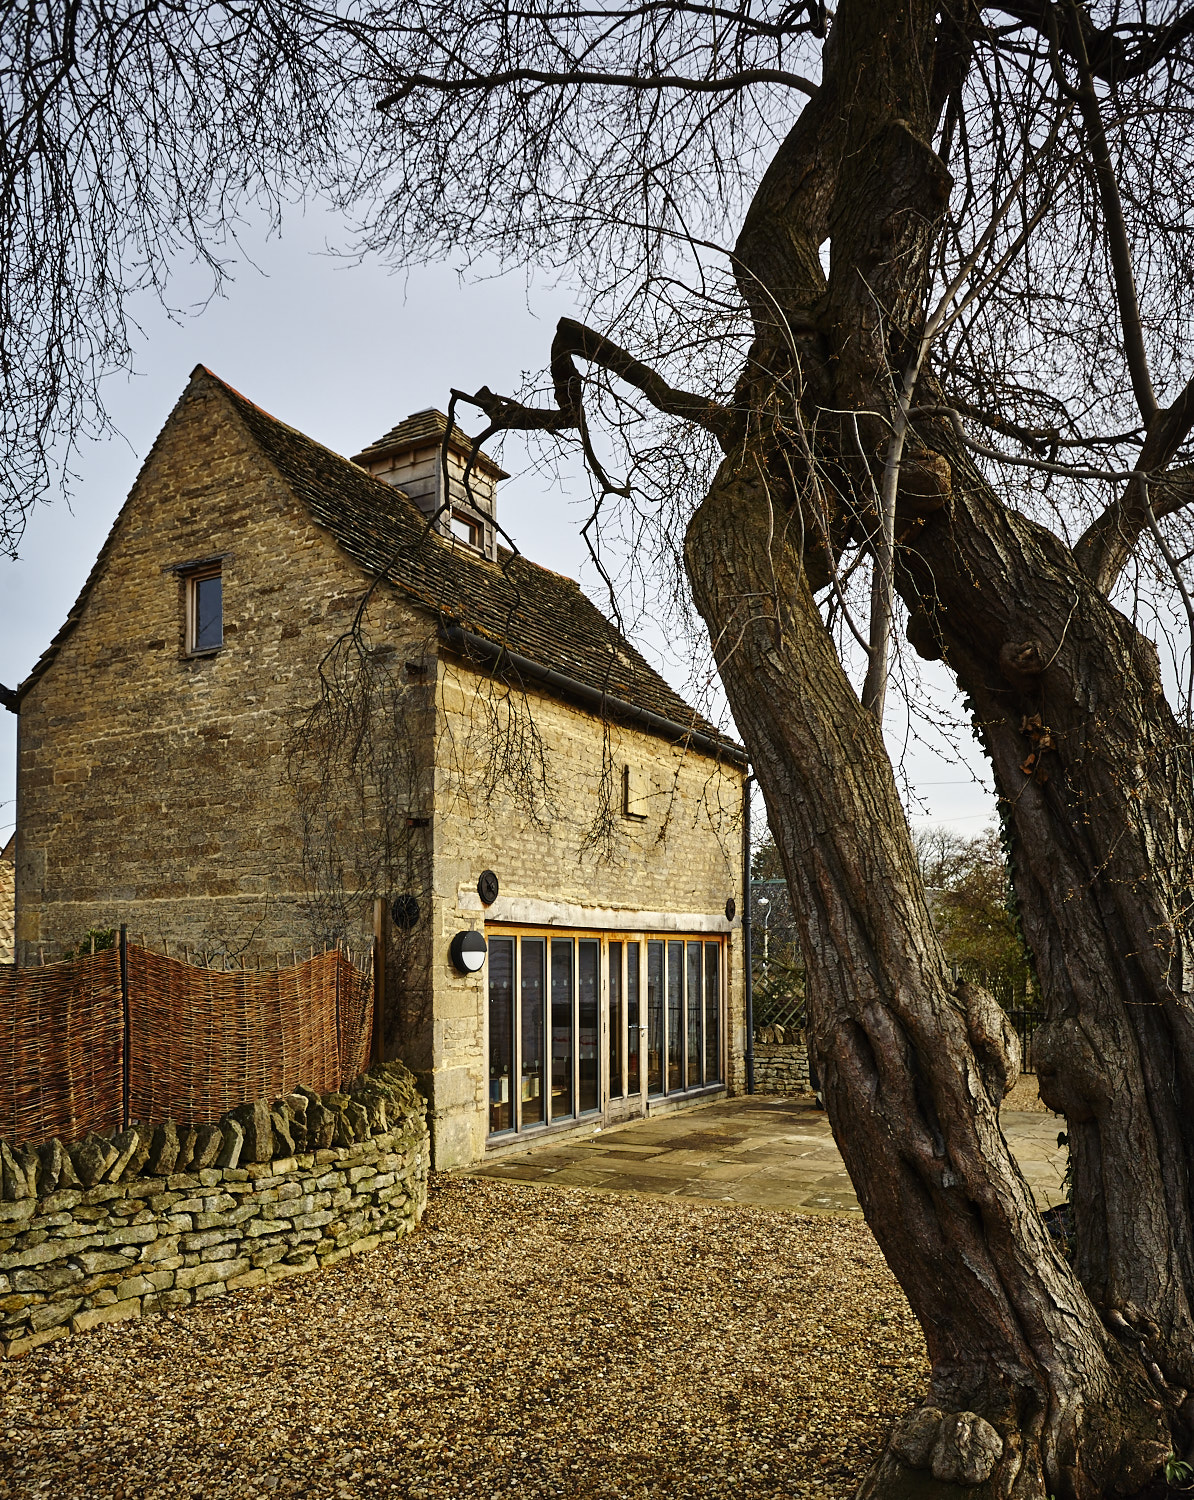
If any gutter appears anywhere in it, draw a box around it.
[438,622,748,767]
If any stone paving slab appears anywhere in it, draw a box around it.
[467,1092,1069,1215]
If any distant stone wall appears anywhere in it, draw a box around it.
[0,1062,427,1359]
[752,1042,812,1095]
[0,844,12,965]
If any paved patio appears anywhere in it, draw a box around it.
[468,1093,1069,1214]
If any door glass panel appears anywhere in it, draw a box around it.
[626,943,640,1095]
[608,942,623,1100]
[687,942,703,1088]
[487,938,515,1133]
[550,938,574,1120]
[521,938,545,1125]
[704,942,722,1083]
[578,940,600,1113]
[667,940,684,1092]
[647,941,664,1095]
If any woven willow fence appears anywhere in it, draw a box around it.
[0,942,373,1145]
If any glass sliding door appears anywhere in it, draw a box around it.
[667,940,684,1092]
[608,942,624,1100]
[487,937,515,1134]
[485,929,723,1140]
[550,938,574,1121]
[646,941,664,1095]
[578,940,600,1113]
[687,941,703,1088]
[626,943,641,1096]
[704,942,721,1084]
[521,938,546,1125]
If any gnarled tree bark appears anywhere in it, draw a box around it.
[379,0,1194,1482]
[684,456,1170,1497]
[897,427,1194,1436]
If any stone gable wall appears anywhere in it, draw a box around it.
[12,370,747,1173]
[14,375,429,966]
[0,1063,428,1360]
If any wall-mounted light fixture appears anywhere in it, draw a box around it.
[449,929,488,975]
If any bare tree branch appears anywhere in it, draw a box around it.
[1075,373,1194,591]
[455,315,733,453]
[999,0,1194,83]
[1051,0,1157,426]
[377,65,818,110]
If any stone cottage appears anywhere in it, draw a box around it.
[3,367,748,1167]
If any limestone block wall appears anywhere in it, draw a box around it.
[429,659,746,1167]
[0,844,12,965]
[14,372,431,965]
[0,1062,428,1359]
[752,1043,812,1095]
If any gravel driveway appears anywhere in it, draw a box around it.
[0,1175,927,1500]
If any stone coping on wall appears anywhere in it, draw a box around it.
[0,1062,429,1359]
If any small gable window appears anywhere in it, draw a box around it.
[187,567,223,654]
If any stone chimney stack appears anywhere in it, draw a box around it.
[351,410,507,562]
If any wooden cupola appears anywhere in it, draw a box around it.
[351,410,508,561]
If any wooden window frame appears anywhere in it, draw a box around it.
[484,925,726,1141]
[449,510,484,550]
[184,564,223,656]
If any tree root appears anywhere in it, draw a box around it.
[855,1398,1171,1500]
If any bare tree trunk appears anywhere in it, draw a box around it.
[685,457,1169,1497]
[899,435,1194,1429]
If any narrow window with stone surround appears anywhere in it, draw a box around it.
[185,566,223,654]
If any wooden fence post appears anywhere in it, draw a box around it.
[119,925,130,1131]
[372,898,387,1066]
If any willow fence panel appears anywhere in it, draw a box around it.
[0,951,124,1144]
[0,943,373,1145]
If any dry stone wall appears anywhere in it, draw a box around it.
[752,1041,812,1095]
[0,1061,427,1359]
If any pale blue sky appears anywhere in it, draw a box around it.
[0,209,995,847]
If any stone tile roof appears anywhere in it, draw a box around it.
[207,369,737,756]
[10,368,741,761]
[351,408,508,479]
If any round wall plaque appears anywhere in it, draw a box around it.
[725,897,737,921]
[391,895,420,929]
[477,870,500,906]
